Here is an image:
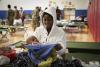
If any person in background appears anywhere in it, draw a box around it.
[20,7,23,16]
[20,7,25,26]
[7,4,15,33]
[36,7,40,27]
[75,16,85,22]
[56,6,62,20]
[13,6,22,26]
[39,7,43,18]
[32,7,37,31]
[80,16,85,22]
[32,7,40,31]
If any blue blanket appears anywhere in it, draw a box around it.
[25,44,56,64]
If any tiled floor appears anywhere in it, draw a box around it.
[0,20,94,47]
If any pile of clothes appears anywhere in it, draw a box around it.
[0,47,16,65]
[0,43,84,67]
[0,43,57,67]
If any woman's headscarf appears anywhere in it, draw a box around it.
[34,7,67,49]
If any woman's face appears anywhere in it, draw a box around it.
[42,13,53,30]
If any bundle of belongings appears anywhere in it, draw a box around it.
[0,47,16,65]
[25,44,56,64]
[13,44,57,67]
[0,43,84,67]
[0,42,57,67]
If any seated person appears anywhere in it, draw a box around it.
[26,7,68,56]
[25,7,68,67]
[21,35,63,67]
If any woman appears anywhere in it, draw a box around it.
[26,7,67,67]
[32,7,67,56]
[20,7,25,26]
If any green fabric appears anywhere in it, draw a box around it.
[38,48,57,67]
[38,57,53,67]
[0,28,8,31]
[11,41,24,47]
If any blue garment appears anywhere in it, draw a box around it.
[25,44,56,64]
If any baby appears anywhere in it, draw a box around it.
[20,36,39,48]
[26,36,62,50]
[26,36,39,44]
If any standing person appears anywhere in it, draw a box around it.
[39,7,43,18]
[32,7,40,31]
[56,6,62,20]
[13,6,22,26]
[32,8,37,31]
[7,4,15,33]
[20,7,25,26]
[36,7,40,27]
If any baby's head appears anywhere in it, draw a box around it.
[26,36,39,44]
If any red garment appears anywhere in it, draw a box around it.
[3,50,16,60]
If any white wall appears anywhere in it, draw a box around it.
[0,0,89,10]
[66,0,89,9]
[0,0,49,10]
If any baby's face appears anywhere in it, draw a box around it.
[26,38,33,44]
[26,36,39,44]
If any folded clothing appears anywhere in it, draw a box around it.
[0,47,16,60]
[3,50,16,60]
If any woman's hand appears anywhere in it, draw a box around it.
[54,43,62,51]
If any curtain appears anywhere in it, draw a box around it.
[88,0,100,42]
